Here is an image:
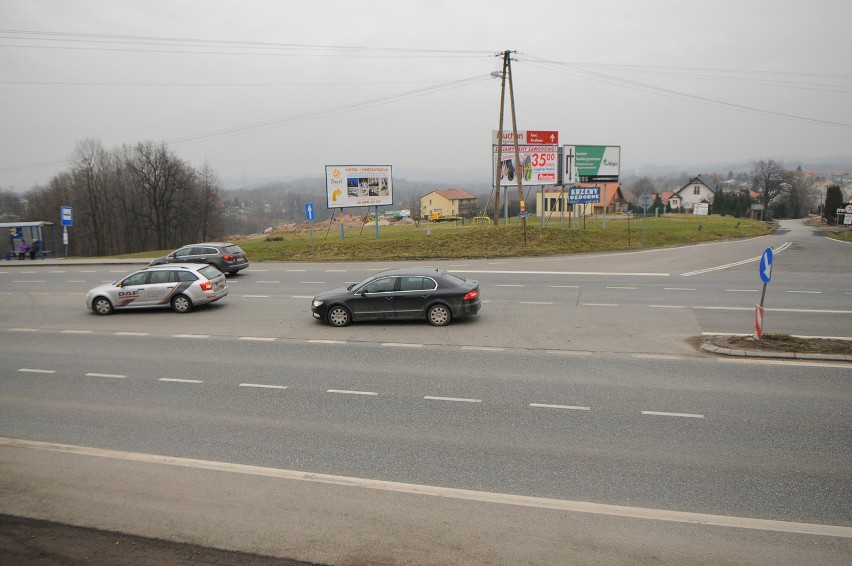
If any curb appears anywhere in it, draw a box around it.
[700,343,852,363]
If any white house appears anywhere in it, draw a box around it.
[668,176,715,212]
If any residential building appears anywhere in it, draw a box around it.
[420,189,478,219]
[668,176,715,212]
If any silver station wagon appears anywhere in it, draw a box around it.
[85,264,228,315]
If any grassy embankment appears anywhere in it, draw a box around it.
[123,214,773,262]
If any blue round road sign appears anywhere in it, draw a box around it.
[759,247,773,284]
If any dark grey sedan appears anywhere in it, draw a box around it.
[311,268,481,327]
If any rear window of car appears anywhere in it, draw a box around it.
[224,245,244,255]
[444,272,468,285]
[199,266,223,279]
[174,270,199,282]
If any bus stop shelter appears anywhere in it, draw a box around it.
[1,221,58,260]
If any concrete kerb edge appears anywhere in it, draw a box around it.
[700,342,850,363]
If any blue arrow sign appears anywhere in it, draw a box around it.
[305,202,315,221]
[759,247,773,284]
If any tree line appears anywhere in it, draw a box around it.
[17,140,225,256]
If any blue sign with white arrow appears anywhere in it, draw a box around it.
[759,247,773,284]
[305,202,315,221]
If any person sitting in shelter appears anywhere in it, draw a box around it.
[29,239,39,260]
[18,239,28,260]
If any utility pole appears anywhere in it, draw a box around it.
[492,51,508,225]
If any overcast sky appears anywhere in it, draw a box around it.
[1,0,850,191]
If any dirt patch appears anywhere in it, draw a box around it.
[695,334,852,355]
[0,514,321,566]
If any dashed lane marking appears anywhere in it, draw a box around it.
[239,336,276,342]
[18,368,55,374]
[159,378,203,384]
[239,383,288,390]
[86,373,126,379]
[642,411,705,419]
[327,389,378,396]
[424,396,482,403]
[530,403,590,411]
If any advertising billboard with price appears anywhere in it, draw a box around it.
[492,129,558,187]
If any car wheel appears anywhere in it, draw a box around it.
[327,305,351,327]
[171,294,194,313]
[427,304,452,326]
[92,297,114,315]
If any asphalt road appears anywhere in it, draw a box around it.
[0,219,850,565]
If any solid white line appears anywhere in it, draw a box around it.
[463,270,669,277]
[4,437,848,538]
[381,342,423,348]
[61,329,92,334]
[545,350,593,356]
[18,368,55,374]
[86,373,126,379]
[239,336,276,342]
[159,378,203,383]
[530,403,590,411]
[115,331,149,336]
[642,411,705,419]
[328,389,378,396]
[239,383,288,390]
[173,334,210,339]
[680,242,793,277]
[461,346,505,352]
[424,396,482,403]
[308,339,347,344]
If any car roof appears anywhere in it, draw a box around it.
[370,267,445,277]
[144,263,213,271]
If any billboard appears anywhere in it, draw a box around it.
[493,145,558,186]
[569,186,601,204]
[325,165,393,209]
[562,145,621,183]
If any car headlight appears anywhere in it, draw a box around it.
[312,299,323,308]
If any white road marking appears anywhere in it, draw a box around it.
[159,378,203,383]
[786,290,821,294]
[239,336,276,342]
[286,269,306,272]
[327,389,378,396]
[66,280,86,283]
[246,269,268,272]
[3,437,850,538]
[18,368,55,374]
[239,383,288,390]
[173,334,210,339]
[642,411,705,419]
[292,295,314,299]
[61,330,92,334]
[109,270,126,273]
[680,242,793,276]
[520,301,554,305]
[381,342,423,348]
[12,280,45,283]
[48,271,66,273]
[300,281,326,284]
[115,331,149,336]
[461,346,505,352]
[10,328,38,332]
[424,396,482,403]
[606,286,637,290]
[308,339,347,344]
[549,285,580,288]
[648,305,686,309]
[464,270,669,277]
[530,403,590,411]
[546,350,593,356]
[664,287,696,291]
[80,270,96,273]
[86,373,126,379]
[632,354,684,360]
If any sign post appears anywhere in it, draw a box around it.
[756,247,773,339]
[305,202,316,255]
[60,205,73,258]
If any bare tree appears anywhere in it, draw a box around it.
[752,159,787,213]
[780,168,815,219]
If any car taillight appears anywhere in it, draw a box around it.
[200,281,213,291]
[222,254,235,261]
[463,289,479,300]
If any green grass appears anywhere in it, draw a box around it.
[119,215,773,262]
